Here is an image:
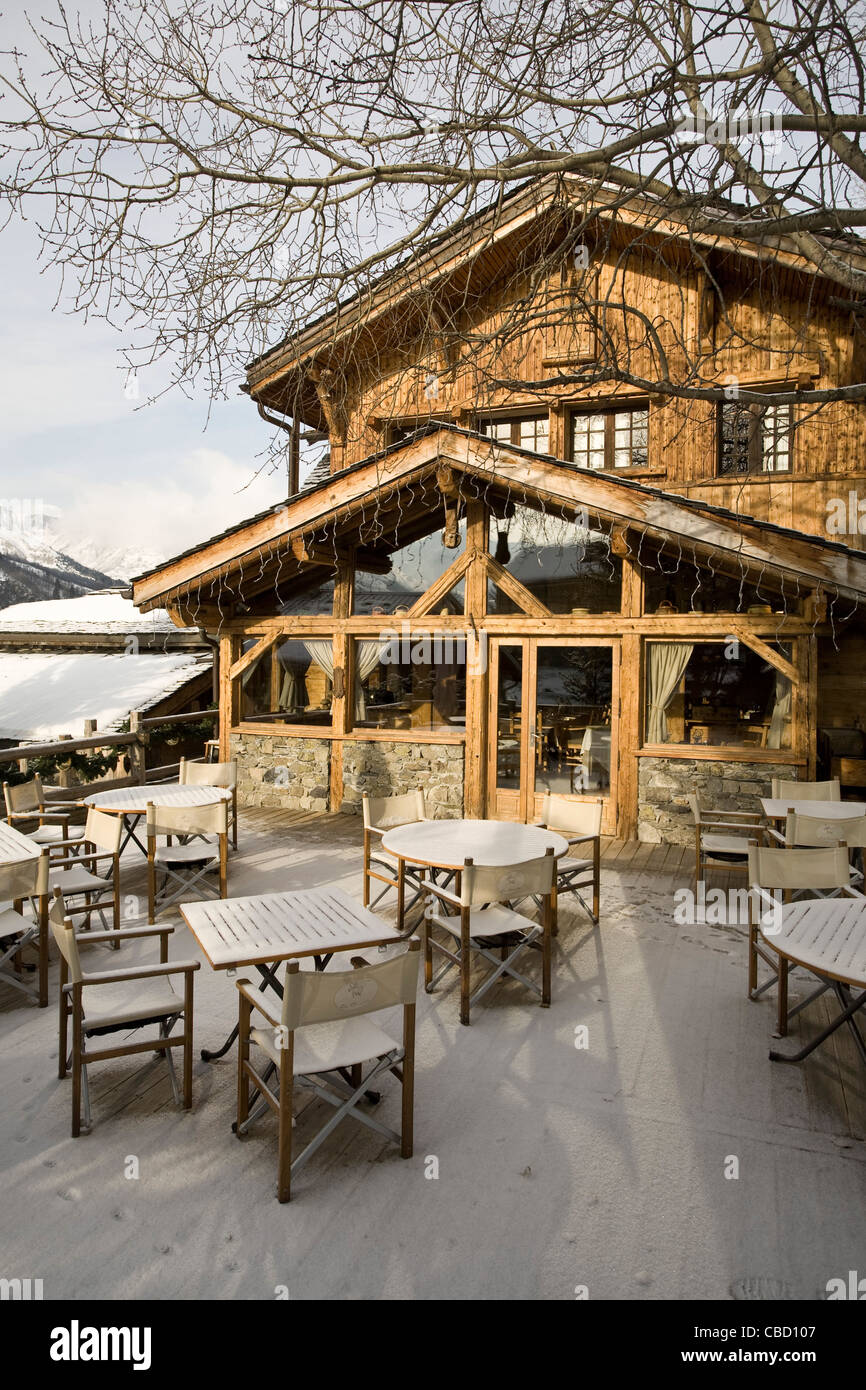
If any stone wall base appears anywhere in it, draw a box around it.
[638,757,793,845]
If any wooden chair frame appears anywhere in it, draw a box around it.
[0,849,50,1006]
[50,889,200,1136]
[362,790,428,913]
[3,774,84,856]
[179,757,239,850]
[146,799,229,922]
[537,793,602,924]
[48,808,122,940]
[424,849,555,1025]
[688,794,765,884]
[235,939,420,1202]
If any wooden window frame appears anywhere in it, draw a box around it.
[716,398,794,477]
[478,413,550,454]
[570,403,650,471]
[232,633,337,737]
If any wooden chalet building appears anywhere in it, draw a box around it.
[132,177,866,842]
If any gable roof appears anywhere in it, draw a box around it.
[131,426,866,613]
[246,172,866,412]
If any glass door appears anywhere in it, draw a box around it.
[488,638,619,830]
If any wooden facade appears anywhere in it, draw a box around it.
[133,179,866,839]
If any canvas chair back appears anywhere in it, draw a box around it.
[281,942,420,1031]
[83,807,123,855]
[4,775,45,817]
[747,844,851,894]
[460,849,555,907]
[363,790,426,831]
[540,793,602,837]
[49,888,83,983]
[180,758,237,790]
[771,776,840,802]
[784,811,866,849]
[146,799,228,839]
[0,848,49,902]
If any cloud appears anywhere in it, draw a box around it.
[56,447,287,562]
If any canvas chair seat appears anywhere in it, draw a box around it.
[431,901,539,941]
[252,1014,399,1075]
[154,840,220,868]
[0,904,34,941]
[48,864,111,896]
[702,833,752,858]
[29,823,85,846]
[80,981,183,1033]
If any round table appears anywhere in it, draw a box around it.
[381,818,568,931]
[84,784,231,856]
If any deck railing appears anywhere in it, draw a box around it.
[0,709,218,801]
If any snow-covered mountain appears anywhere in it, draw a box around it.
[50,534,164,583]
[0,527,119,609]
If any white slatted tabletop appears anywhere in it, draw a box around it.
[181,886,403,970]
[761,897,866,988]
[84,783,230,813]
[0,818,42,867]
[760,798,866,821]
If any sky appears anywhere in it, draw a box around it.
[0,208,290,570]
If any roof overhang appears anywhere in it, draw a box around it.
[131,428,866,618]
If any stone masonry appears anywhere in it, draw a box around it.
[638,757,794,844]
[342,742,464,818]
[230,734,330,812]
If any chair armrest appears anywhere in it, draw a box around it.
[424,881,461,909]
[763,826,786,845]
[700,819,758,833]
[52,848,117,869]
[74,926,175,944]
[76,960,200,986]
[711,809,766,821]
[235,979,281,1026]
[366,825,386,838]
[565,833,599,847]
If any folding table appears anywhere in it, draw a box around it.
[181,886,403,1061]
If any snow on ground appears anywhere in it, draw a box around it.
[0,651,211,740]
[0,812,863,1302]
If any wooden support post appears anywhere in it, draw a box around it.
[128,713,146,785]
[330,630,349,812]
[219,635,234,762]
[617,634,641,841]
[463,501,488,818]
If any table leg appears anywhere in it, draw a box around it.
[201,961,283,1061]
[396,856,406,935]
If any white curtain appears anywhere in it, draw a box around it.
[355,641,388,719]
[646,642,694,743]
[767,671,792,749]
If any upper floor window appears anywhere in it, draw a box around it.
[481,415,549,454]
[717,401,793,475]
[571,407,649,470]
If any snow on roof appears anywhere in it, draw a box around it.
[0,652,212,741]
[0,590,179,635]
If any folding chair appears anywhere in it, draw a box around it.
[147,799,228,922]
[424,849,556,1025]
[50,887,200,1136]
[3,775,85,854]
[537,793,602,924]
[765,810,866,890]
[179,757,238,850]
[770,776,840,802]
[48,808,122,939]
[687,794,764,884]
[235,938,420,1202]
[362,791,429,915]
[747,844,859,1034]
[0,848,50,1006]
[765,897,866,1068]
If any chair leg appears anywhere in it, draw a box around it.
[423,916,434,993]
[277,1060,293,1203]
[71,1043,81,1139]
[38,896,48,1008]
[748,918,758,997]
[401,1007,415,1159]
[542,917,552,1008]
[592,841,600,921]
[183,975,194,1109]
[776,957,789,1038]
[460,915,471,1026]
[237,995,252,1134]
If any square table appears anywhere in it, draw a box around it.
[181,886,404,1060]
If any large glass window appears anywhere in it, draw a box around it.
[645,641,792,748]
[488,503,622,613]
[352,633,467,731]
[571,407,649,470]
[238,637,334,727]
[642,548,791,615]
[717,401,793,475]
[354,518,467,615]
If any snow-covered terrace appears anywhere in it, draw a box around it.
[0,808,862,1301]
